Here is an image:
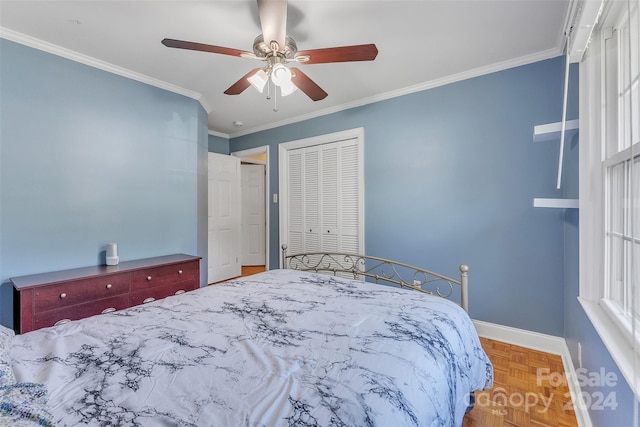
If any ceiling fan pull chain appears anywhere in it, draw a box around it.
[273,86,279,112]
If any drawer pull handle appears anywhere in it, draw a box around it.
[54,319,71,326]
[146,276,152,281]
[59,293,67,299]
[178,270,183,275]
[174,290,186,295]
[143,297,155,304]
[106,284,112,289]
[101,307,116,314]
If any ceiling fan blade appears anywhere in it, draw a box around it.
[162,38,252,58]
[224,68,262,95]
[296,44,378,64]
[257,0,287,50]
[290,67,328,101]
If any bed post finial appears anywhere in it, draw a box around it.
[459,264,469,313]
[281,245,288,269]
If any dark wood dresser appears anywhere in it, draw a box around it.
[11,254,201,334]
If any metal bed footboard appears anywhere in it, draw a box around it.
[281,245,469,312]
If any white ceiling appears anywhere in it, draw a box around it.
[0,0,572,137]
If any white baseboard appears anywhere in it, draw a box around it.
[473,319,567,354]
[473,320,593,427]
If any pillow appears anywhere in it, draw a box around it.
[0,326,15,387]
[0,383,55,427]
[0,326,13,345]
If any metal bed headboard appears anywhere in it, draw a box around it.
[281,245,469,312]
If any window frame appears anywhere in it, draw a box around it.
[579,0,640,395]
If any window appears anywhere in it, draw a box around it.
[580,0,639,395]
[601,0,640,346]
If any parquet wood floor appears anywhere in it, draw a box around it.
[209,265,266,285]
[241,265,267,276]
[463,337,578,427]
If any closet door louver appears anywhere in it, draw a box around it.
[338,139,360,254]
[286,137,361,258]
[320,143,339,252]
[287,150,304,256]
[304,147,320,254]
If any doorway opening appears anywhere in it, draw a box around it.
[232,146,270,273]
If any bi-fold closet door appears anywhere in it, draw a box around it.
[284,136,362,258]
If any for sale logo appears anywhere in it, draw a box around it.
[473,367,619,415]
[537,367,619,411]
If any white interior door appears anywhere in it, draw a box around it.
[208,153,241,283]
[241,164,266,265]
[279,128,364,265]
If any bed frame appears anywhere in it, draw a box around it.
[281,245,469,312]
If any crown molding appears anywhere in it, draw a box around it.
[1,27,562,140]
[228,47,562,138]
[208,130,230,139]
[0,27,211,114]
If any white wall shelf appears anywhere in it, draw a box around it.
[533,198,579,209]
[532,119,579,209]
[533,119,579,143]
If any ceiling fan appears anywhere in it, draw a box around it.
[161,0,378,103]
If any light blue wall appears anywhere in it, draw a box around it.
[0,39,209,328]
[208,134,230,154]
[232,56,574,337]
[196,107,209,288]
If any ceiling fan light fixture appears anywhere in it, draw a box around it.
[248,69,269,93]
[280,81,297,97]
[270,63,292,87]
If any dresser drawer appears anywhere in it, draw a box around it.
[34,273,130,312]
[130,261,197,291]
[34,294,130,330]
[130,282,196,306]
[12,254,200,333]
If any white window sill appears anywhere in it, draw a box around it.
[579,297,639,395]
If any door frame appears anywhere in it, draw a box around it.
[231,145,270,270]
[278,127,365,267]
